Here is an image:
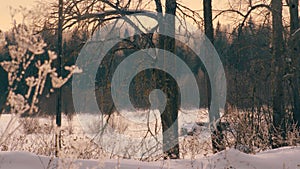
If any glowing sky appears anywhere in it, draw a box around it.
[0,0,229,31]
[0,0,293,31]
[0,0,36,31]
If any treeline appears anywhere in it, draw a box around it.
[0,19,292,115]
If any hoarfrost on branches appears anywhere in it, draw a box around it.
[51,65,82,88]
[48,50,57,60]
[7,91,30,114]
[25,76,37,99]
[8,46,27,62]
[0,25,82,115]
[0,61,19,85]
[13,25,46,55]
[0,30,7,50]
[0,24,81,147]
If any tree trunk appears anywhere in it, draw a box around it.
[289,0,300,129]
[289,0,299,33]
[55,0,63,157]
[203,0,225,153]
[204,0,214,43]
[271,0,286,148]
[156,0,179,159]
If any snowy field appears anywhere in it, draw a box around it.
[0,109,213,159]
[0,111,300,169]
[0,147,300,169]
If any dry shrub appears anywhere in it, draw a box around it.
[180,135,212,159]
[18,117,54,135]
[222,105,273,153]
[59,131,105,159]
[19,117,41,134]
[222,105,300,153]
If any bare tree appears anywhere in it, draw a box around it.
[57,0,181,159]
[288,0,300,129]
[271,0,286,148]
[26,0,223,159]
[204,0,214,43]
[203,0,225,153]
[159,0,179,159]
[288,0,299,33]
[55,0,63,157]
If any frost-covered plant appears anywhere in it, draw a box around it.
[0,30,7,50]
[0,24,81,145]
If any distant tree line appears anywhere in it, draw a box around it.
[0,16,294,115]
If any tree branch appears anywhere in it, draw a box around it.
[63,10,156,30]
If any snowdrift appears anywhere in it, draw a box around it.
[0,147,299,169]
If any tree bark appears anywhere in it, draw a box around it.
[289,0,300,129]
[289,0,299,33]
[271,0,286,148]
[204,0,214,43]
[55,0,63,157]
[158,0,180,159]
[203,0,225,153]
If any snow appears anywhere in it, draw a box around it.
[0,147,299,169]
[1,113,300,169]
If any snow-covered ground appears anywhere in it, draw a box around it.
[1,112,300,169]
[0,109,213,159]
[0,146,300,169]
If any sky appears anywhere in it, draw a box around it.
[0,0,293,32]
[0,0,230,31]
[0,0,37,31]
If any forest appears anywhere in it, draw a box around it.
[0,0,299,167]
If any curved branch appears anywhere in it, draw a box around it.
[213,4,272,27]
[213,9,245,21]
[239,4,272,29]
[63,10,157,30]
[176,3,203,25]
